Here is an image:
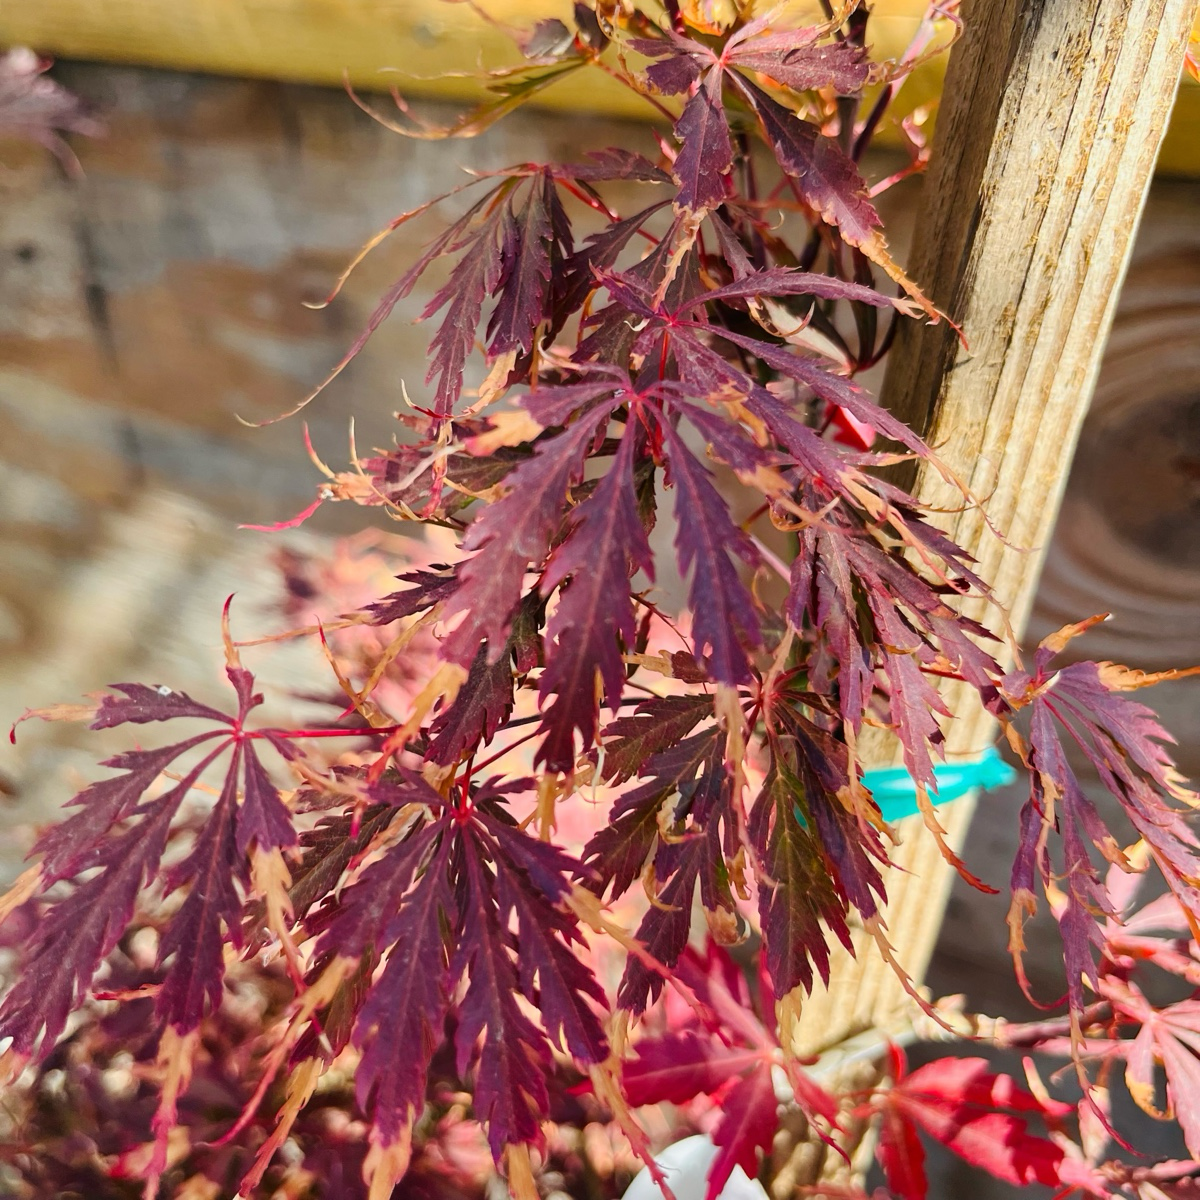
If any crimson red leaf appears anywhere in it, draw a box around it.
[877,1103,928,1200]
[888,1057,1068,1189]
[707,1068,779,1200]
[900,1058,1074,1119]
[623,1031,763,1106]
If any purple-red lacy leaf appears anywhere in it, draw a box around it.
[477,806,586,904]
[644,51,705,95]
[618,814,732,1016]
[696,267,903,312]
[554,201,671,322]
[601,695,715,786]
[318,824,438,959]
[492,846,608,1065]
[297,182,496,420]
[354,837,453,1143]
[699,322,931,459]
[3,661,305,1054]
[365,567,458,625]
[583,728,723,902]
[1005,653,1200,1015]
[518,377,626,429]
[0,760,212,1059]
[238,743,297,856]
[288,804,399,921]
[428,639,518,766]
[90,682,232,729]
[365,434,530,521]
[671,396,780,478]
[752,766,853,996]
[727,33,871,95]
[487,171,566,358]
[734,76,881,245]
[453,828,551,1156]
[536,426,654,770]
[551,148,670,183]
[579,790,663,903]
[672,70,732,213]
[617,832,712,1015]
[656,416,761,684]
[32,734,218,884]
[156,765,245,1030]
[422,205,505,416]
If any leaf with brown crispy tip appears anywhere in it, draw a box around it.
[440,400,619,669]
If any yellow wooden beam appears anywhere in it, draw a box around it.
[1,0,1197,174]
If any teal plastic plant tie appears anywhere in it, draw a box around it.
[860,746,1017,823]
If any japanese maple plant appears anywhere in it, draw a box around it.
[5,4,1200,1199]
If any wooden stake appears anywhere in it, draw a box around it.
[791,0,1198,1057]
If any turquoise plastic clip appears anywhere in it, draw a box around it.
[860,746,1017,823]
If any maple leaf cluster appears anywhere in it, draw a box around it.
[3,5,1200,1200]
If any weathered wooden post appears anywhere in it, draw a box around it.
[775,0,1198,1189]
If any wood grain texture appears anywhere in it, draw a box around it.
[929,185,1200,1020]
[788,0,1198,1061]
